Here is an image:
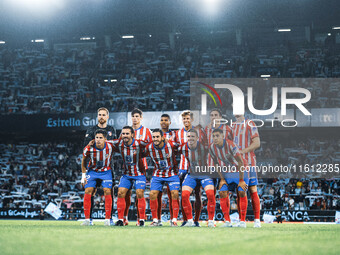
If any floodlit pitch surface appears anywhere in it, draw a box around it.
[0,221,338,255]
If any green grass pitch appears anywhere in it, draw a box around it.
[0,220,338,255]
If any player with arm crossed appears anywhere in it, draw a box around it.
[209,129,249,228]
[174,110,206,227]
[144,129,180,227]
[112,126,148,227]
[179,129,216,227]
[231,115,261,228]
[81,129,114,226]
[124,108,152,226]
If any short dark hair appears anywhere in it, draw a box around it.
[210,108,222,117]
[161,114,171,120]
[152,128,164,137]
[131,108,143,117]
[212,129,223,134]
[188,128,198,136]
[95,129,108,138]
[122,126,134,135]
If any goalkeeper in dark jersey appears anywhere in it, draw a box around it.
[83,107,117,225]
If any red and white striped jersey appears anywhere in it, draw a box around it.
[134,125,152,142]
[163,130,175,140]
[231,119,259,166]
[205,124,233,167]
[178,142,208,174]
[83,142,114,172]
[173,127,207,170]
[108,139,148,176]
[134,125,152,170]
[144,141,179,177]
[209,139,246,168]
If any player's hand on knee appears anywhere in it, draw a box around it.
[238,180,248,191]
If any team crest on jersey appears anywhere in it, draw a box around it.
[252,127,257,131]
[232,146,238,154]
[165,154,171,158]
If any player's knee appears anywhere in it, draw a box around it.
[118,189,126,198]
[171,191,179,200]
[205,190,215,200]
[219,191,228,198]
[182,190,191,200]
[149,191,158,200]
[249,185,257,193]
[103,188,111,196]
[238,191,246,197]
[136,190,144,199]
[85,188,94,194]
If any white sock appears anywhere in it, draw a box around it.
[153,218,158,222]
[172,218,177,222]
[188,219,193,223]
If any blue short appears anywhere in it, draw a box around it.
[150,176,180,191]
[248,166,258,186]
[183,174,214,189]
[219,177,249,192]
[85,170,113,189]
[119,175,146,190]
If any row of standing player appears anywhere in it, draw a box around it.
[81,108,261,228]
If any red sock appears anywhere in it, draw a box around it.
[220,197,230,222]
[206,190,216,221]
[83,193,91,219]
[124,194,131,218]
[239,196,248,222]
[150,199,158,220]
[181,190,193,220]
[194,191,201,222]
[157,192,162,220]
[117,197,126,220]
[172,199,179,220]
[237,195,240,215]
[105,195,112,219]
[167,186,173,219]
[138,198,146,220]
[251,191,261,220]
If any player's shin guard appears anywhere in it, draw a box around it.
[124,194,131,218]
[220,197,230,222]
[150,199,158,220]
[239,196,248,222]
[83,193,91,219]
[181,190,193,220]
[138,198,146,220]
[251,191,261,220]
[206,190,216,221]
[172,199,180,220]
[117,197,126,220]
[105,195,112,219]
